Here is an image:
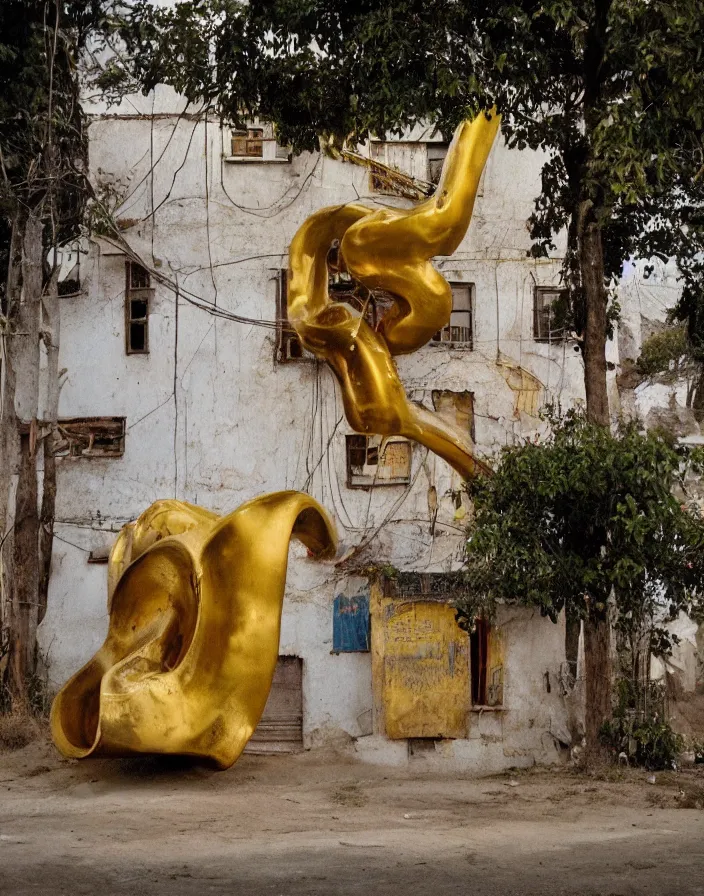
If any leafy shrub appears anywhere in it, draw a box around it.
[600,714,684,770]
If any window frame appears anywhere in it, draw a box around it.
[345,434,412,489]
[275,269,314,363]
[275,269,397,364]
[470,618,504,708]
[125,261,153,355]
[431,282,475,348]
[55,417,126,459]
[533,285,568,344]
[231,127,265,158]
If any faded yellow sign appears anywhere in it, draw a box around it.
[379,599,470,739]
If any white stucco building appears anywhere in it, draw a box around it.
[40,86,602,772]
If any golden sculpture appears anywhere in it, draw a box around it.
[50,492,337,768]
[288,110,500,478]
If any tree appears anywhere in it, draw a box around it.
[119,0,704,427]
[456,410,704,749]
[0,2,117,705]
[116,0,704,749]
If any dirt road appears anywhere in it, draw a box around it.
[1,739,702,895]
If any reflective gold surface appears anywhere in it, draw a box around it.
[51,492,337,768]
[288,111,500,478]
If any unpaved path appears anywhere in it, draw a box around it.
[1,740,703,895]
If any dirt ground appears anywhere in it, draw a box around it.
[1,738,703,896]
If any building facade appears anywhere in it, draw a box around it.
[39,86,601,771]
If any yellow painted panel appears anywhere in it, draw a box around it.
[381,600,470,739]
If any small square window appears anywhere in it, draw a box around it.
[533,286,568,343]
[346,435,412,488]
[129,263,150,290]
[231,127,264,158]
[432,283,474,347]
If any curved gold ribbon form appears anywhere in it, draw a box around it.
[288,111,500,479]
[51,492,337,768]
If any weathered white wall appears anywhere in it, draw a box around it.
[39,88,591,768]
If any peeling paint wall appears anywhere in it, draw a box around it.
[38,86,589,771]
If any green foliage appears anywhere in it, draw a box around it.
[0,2,118,303]
[457,410,704,640]
[600,713,684,770]
[636,326,690,379]
[115,0,704,344]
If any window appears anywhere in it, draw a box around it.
[55,417,126,458]
[346,434,412,488]
[275,268,396,363]
[432,283,474,347]
[226,122,291,163]
[533,286,568,343]
[276,270,312,363]
[470,618,504,707]
[329,272,396,331]
[231,127,264,158]
[368,142,432,201]
[427,143,449,184]
[125,261,152,354]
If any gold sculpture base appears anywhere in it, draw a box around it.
[50,492,336,769]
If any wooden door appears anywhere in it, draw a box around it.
[245,655,303,754]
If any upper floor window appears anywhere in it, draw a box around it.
[346,434,412,488]
[533,286,569,343]
[432,283,474,348]
[427,143,449,184]
[368,141,433,200]
[125,261,152,354]
[275,268,396,364]
[231,127,264,158]
[226,122,291,163]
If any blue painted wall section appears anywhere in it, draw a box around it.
[333,592,370,652]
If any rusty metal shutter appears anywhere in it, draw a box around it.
[245,655,303,754]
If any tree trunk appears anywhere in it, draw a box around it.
[565,605,581,680]
[10,432,40,699]
[38,271,60,626]
[690,364,704,422]
[583,613,611,754]
[3,213,43,704]
[0,216,23,694]
[580,213,610,427]
[577,207,613,751]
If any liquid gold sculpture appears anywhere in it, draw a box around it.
[288,110,500,478]
[50,492,336,768]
